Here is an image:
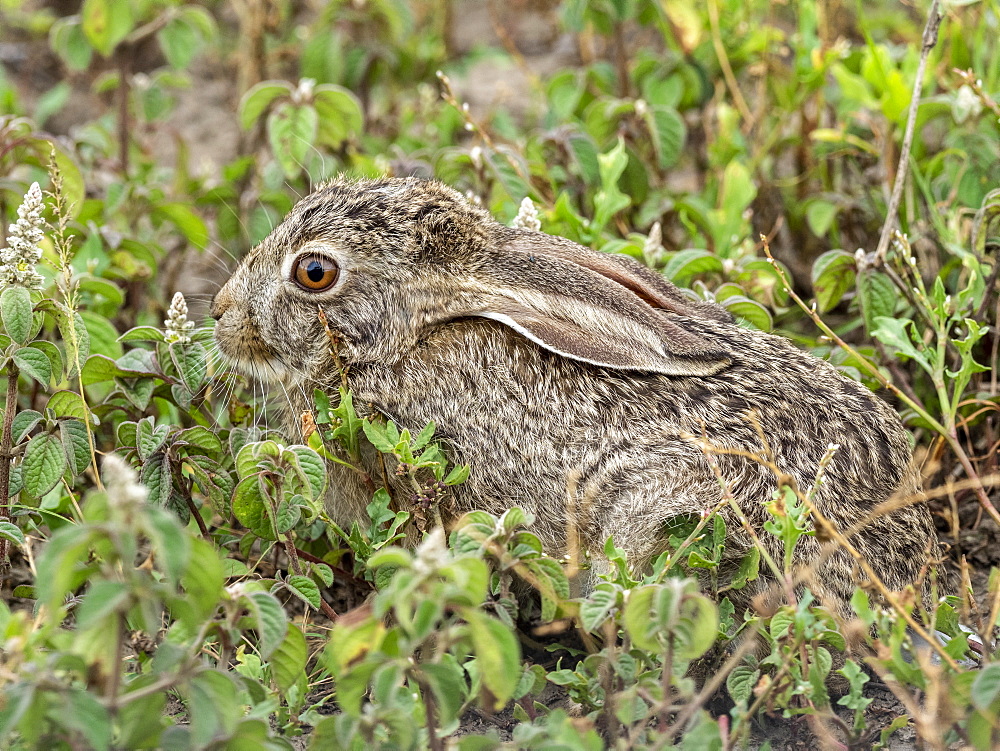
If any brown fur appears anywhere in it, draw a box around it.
[212,176,942,615]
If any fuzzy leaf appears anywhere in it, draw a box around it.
[23,432,67,497]
[0,286,33,345]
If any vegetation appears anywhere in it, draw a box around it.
[0,0,998,747]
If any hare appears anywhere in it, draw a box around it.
[212,176,942,614]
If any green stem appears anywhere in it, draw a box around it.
[0,363,20,568]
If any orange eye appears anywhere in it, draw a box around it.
[292,254,339,291]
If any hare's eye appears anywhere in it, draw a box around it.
[292,254,339,292]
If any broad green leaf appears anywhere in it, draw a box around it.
[857,271,898,332]
[175,426,223,460]
[232,475,277,540]
[169,341,208,393]
[11,410,43,443]
[0,521,25,548]
[286,445,326,500]
[153,203,209,249]
[0,286,33,344]
[22,432,67,497]
[271,624,308,692]
[140,452,172,507]
[313,85,363,146]
[145,506,190,585]
[720,296,772,330]
[241,590,288,658]
[50,17,94,70]
[285,575,321,610]
[117,325,165,343]
[136,417,171,461]
[662,248,724,282]
[580,583,618,632]
[972,663,1000,710]
[811,249,856,312]
[461,608,521,709]
[420,661,468,729]
[27,341,63,382]
[872,317,930,371]
[75,579,130,630]
[79,310,122,359]
[643,104,685,169]
[179,538,226,622]
[268,102,319,179]
[63,687,112,751]
[35,523,93,610]
[81,0,133,56]
[238,81,291,129]
[12,347,51,385]
[726,665,759,705]
[805,200,839,237]
[47,390,90,421]
[59,419,91,476]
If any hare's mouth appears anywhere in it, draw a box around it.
[214,333,304,387]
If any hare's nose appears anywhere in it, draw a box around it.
[211,286,235,320]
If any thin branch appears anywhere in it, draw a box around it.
[874,0,943,263]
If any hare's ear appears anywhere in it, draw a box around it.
[465,234,732,377]
[504,231,733,323]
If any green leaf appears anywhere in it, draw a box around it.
[1,286,33,345]
[50,17,94,70]
[13,347,51,385]
[420,661,468,729]
[811,249,857,312]
[157,15,203,69]
[179,538,226,622]
[313,85,364,146]
[11,410,43,443]
[175,426,223,461]
[0,521,25,548]
[872,317,930,372]
[238,81,291,129]
[241,590,288,659]
[78,310,122,359]
[63,687,112,751]
[643,104,686,169]
[593,138,631,234]
[268,102,319,179]
[857,271,898,333]
[285,575,321,610]
[146,507,190,585]
[805,200,840,237]
[81,0,133,56]
[662,248,724,282]
[22,432,67,497]
[362,420,397,453]
[59,419,92,476]
[27,341,63,382]
[47,390,91,421]
[271,624,308,692]
[35,523,93,610]
[117,325,165,343]
[286,445,326,501]
[75,579,130,630]
[169,341,208,393]
[580,583,618,632]
[461,608,521,709]
[232,475,277,540]
[726,665,759,705]
[152,203,209,249]
[720,296,772,330]
[141,452,172,507]
[972,663,1000,710]
[444,464,470,486]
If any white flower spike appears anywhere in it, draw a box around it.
[1,182,46,290]
[164,291,195,344]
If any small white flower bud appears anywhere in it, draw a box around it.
[510,196,541,232]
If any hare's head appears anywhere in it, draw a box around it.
[212,176,732,386]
